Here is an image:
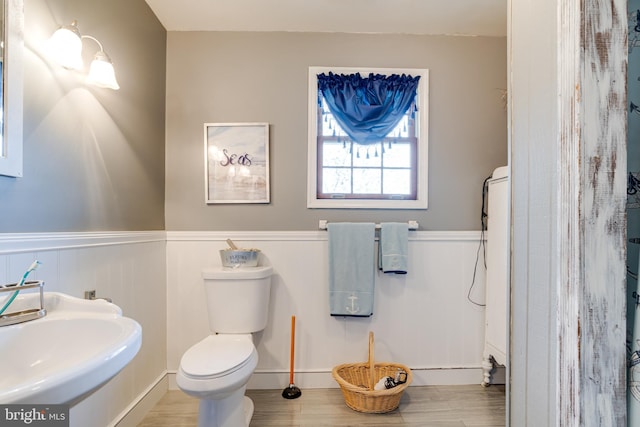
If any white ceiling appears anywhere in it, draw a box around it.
[144,0,507,37]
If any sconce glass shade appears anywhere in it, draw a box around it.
[48,20,120,91]
[87,51,120,90]
[48,22,83,70]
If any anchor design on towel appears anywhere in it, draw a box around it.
[346,294,360,314]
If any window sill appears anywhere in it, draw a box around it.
[307,198,427,209]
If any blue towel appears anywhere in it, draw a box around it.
[327,223,376,317]
[378,223,409,274]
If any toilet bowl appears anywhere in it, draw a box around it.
[176,265,273,427]
[177,334,258,427]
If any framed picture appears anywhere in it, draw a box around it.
[204,123,270,204]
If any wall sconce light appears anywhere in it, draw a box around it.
[48,20,120,90]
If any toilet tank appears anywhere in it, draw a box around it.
[201,266,273,334]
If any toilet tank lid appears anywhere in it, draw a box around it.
[202,265,273,279]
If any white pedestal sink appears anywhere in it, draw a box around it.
[0,292,142,404]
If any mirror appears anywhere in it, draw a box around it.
[0,0,23,178]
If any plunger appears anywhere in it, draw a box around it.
[282,315,302,399]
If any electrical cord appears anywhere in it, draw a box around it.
[467,175,492,307]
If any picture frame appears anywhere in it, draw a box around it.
[204,123,270,204]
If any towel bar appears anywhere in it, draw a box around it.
[318,220,418,230]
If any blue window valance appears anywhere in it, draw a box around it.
[317,72,420,145]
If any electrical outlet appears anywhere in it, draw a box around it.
[84,290,96,300]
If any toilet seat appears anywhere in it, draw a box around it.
[180,335,255,380]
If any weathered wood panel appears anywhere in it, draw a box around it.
[558,0,582,425]
[579,0,628,425]
[511,0,627,425]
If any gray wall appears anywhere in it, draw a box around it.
[165,32,507,231]
[0,0,166,232]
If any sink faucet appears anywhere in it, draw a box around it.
[84,290,113,303]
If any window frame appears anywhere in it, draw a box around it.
[307,66,429,209]
[0,0,23,178]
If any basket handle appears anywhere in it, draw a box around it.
[368,331,375,390]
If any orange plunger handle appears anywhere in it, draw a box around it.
[289,315,296,385]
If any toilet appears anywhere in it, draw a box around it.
[177,265,273,427]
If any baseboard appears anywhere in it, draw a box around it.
[166,366,503,391]
[112,373,168,427]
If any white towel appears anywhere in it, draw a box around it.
[328,223,376,317]
[378,222,409,274]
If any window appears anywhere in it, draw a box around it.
[307,67,428,209]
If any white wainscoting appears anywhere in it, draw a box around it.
[0,230,493,424]
[166,230,489,390]
[0,232,167,427]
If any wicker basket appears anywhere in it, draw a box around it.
[332,331,413,413]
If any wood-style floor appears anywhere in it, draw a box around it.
[138,384,506,427]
